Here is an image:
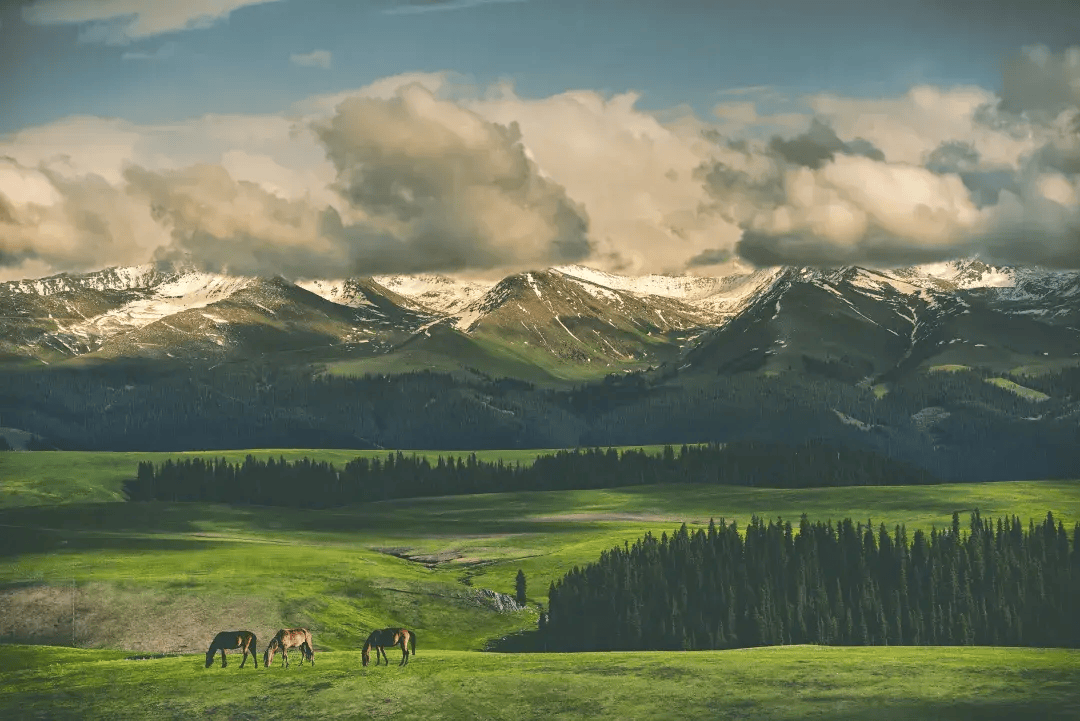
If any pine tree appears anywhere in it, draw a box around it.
[516,569,527,606]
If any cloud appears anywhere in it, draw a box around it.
[121,41,178,61]
[312,83,591,274]
[768,118,884,169]
[289,72,453,117]
[290,50,332,70]
[0,158,168,279]
[21,0,281,44]
[384,0,527,15]
[1000,45,1080,120]
[468,85,742,274]
[4,47,1080,281]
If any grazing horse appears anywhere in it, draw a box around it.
[264,628,315,668]
[205,631,258,669]
[362,628,416,667]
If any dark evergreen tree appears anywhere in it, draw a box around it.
[544,512,1079,652]
[516,569,527,607]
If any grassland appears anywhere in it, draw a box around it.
[927,364,971,373]
[986,377,1051,401]
[2,644,1078,721]
[2,450,1079,719]
[322,328,649,385]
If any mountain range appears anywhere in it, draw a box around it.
[2,258,1078,383]
[2,258,1079,482]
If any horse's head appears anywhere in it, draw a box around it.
[205,649,216,668]
[263,640,276,668]
[361,644,370,667]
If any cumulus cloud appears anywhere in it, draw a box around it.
[0,79,591,281]
[689,47,1080,269]
[468,85,742,274]
[313,84,591,273]
[21,0,281,44]
[290,50,332,70]
[0,159,167,277]
[4,46,1080,281]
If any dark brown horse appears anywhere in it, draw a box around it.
[362,628,416,667]
[205,631,258,669]
[264,628,315,668]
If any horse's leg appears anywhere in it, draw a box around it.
[220,648,227,668]
[283,647,289,669]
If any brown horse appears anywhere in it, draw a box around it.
[362,628,416,667]
[264,628,315,668]
[205,631,258,669]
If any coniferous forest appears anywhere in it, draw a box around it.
[4,361,1080,482]
[542,512,1080,651]
[123,442,940,506]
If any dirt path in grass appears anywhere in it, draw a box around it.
[0,582,279,654]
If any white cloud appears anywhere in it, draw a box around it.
[290,50,332,70]
[21,0,281,44]
[4,47,1080,280]
[121,41,178,61]
[469,85,740,274]
[288,72,453,117]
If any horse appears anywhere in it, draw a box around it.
[204,631,258,669]
[264,628,315,668]
[362,628,416,667]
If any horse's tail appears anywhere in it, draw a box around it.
[250,633,257,659]
[409,630,416,655]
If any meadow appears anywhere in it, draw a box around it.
[3,645,1078,720]
[1,450,1079,718]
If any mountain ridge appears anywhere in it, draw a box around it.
[2,258,1078,381]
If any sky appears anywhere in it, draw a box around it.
[1,0,1079,281]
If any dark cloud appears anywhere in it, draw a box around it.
[735,229,965,269]
[687,248,732,266]
[999,46,1080,119]
[768,118,884,169]
[926,142,1019,208]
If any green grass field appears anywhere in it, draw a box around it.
[986,377,1051,401]
[2,645,1078,720]
[2,450,1079,719]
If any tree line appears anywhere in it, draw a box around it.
[122,441,941,506]
[5,360,1080,482]
[542,511,1080,651]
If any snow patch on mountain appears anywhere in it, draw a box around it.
[372,274,493,314]
[61,270,253,340]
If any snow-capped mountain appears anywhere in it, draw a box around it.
[2,258,1078,379]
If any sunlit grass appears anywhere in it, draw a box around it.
[927,364,971,373]
[986,377,1050,401]
[2,480,1077,653]
[1,645,1077,721]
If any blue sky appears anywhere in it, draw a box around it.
[3,0,1078,133]
[1,1,1079,280]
